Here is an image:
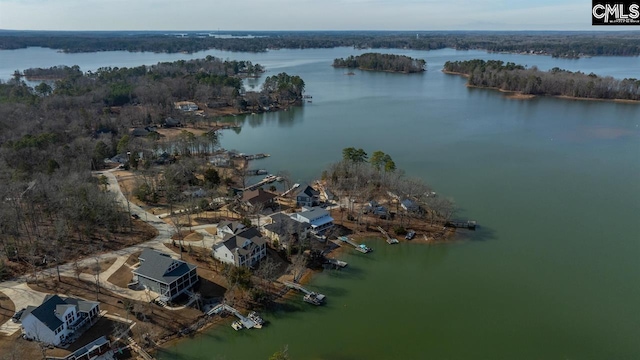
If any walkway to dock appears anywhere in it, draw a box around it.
[281,183,300,197]
[377,226,399,244]
[283,281,313,295]
[338,236,359,248]
[242,175,279,192]
[206,304,259,329]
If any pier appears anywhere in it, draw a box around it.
[326,258,348,268]
[444,220,477,230]
[377,226,399,244]
[242,175,279,191]
[338,236,372,253]
[281,183,300,197]
[206,304,261,329]
[283,281,326,305]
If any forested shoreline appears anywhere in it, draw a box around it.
[1,31,639,58]
[443,59,640,101]
[333,53,425,73]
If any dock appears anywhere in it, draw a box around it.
[444,220,477,230]
[206,304,261,329]
[242,175,279,191]
[282,281,326,305]
[231,153,270,161]
[326,258,348,268]
[281,183,300,197]
[338,236,372,253]
[377,226,399,244]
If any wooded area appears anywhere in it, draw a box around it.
[333,53,426,73]
[1,31,639,58]
[0,56,305,280]
[443,59,640,101]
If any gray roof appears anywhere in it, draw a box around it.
[295,184,319,198]
[134,249,196,284]
[71,336,109,359]
[293,207,330,222]
[264,213,311,236]
[217,220,245,234]
[64,298,99,313]
[220,227,267,256]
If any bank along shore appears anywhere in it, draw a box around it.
[442,70,640,104]
[153,207,460,357]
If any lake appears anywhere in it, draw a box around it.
[2,46,639,359]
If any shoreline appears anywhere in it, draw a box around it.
[333,65,424,74]
[443,70,640,103]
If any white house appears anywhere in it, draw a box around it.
[20,295,100,346]
[213,227,267,267]
[290,206,334,235]
[132,249,198,303]
[263,213,311,249]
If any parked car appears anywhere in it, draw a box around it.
[12,308,26,323]
[405,230,416,240]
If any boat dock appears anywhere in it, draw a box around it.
[231,153,270,161]
[444,220,477,230]
[282,281,326,305]
[206,304,261,329]
[377,226,399,244]
[338,236,373,253]
[326,258,348,268]
[242,175,280,191]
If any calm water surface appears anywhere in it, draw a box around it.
[2,47,638,359]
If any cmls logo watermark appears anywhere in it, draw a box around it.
[592,1,640,25]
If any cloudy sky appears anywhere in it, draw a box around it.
[0,0,628,31]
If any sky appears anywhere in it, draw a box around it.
[0,0,636,31]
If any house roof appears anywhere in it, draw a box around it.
[292,207,330,223]
[29,295,66,331]
[219,227,267,256]
[71,336,109,359]
[295,184,319,198]
[24,295,99,332]
[217,220,245,234]
[401,199,418,209]
[133,249,196,284]
[130,128,150,137]
[241,188,276,206]
[264,213,311,236]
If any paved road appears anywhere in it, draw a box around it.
[0,169,218,335]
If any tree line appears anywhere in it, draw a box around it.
[1,31,639,58]
[443,59,640,101]
[333,53,426,73]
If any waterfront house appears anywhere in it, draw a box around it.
[264,212,311,248]
[216,220,246,238]
[295,184,320,208]
[401,199,420,212]
[174,101,198,112]
[20,295,100,346]
[212,227,267,267]
[163,117,183,127]
[290,206,334,235]
[241,188,277,210]
[132,249,198,302]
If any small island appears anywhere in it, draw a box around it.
[443,59,640,102]
[333,53,426,73]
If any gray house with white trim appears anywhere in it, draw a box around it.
[132,249,198,302]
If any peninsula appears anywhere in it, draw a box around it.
[443,59,640,102]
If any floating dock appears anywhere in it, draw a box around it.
[338,236,372,253]
[206,304,261,329]
[283,281,326,305]
[444,220,477,230]
[326,258,348,268]
[377,226,399,244]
